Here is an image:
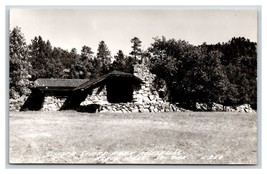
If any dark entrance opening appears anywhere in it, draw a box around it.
[106,77,133,103]
[60,91,88,110]
[20,88,45,111]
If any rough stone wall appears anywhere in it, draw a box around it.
[9,95,28,111]
[80,86,108,105]
[132,63,164,104]
[41,96,66,111]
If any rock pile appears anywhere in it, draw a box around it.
[9,95,28,111]
[196,102,224,111]
[196,102,256,113]
[41,96,66,111]
[234,104,256,113]
[99,102,186,113]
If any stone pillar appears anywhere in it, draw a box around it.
[133,63,164,105]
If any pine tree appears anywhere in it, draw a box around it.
[28,36,53,78]
[130,37,142,61]
[9,26,31,99]
[96,41,111,75]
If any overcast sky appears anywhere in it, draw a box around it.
[10,8,257,56]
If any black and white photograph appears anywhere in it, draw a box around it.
[8,7,257,164]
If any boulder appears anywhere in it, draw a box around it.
[143,109,150,113]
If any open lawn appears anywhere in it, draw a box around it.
[9,111,257,164]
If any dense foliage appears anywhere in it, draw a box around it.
[148,36,257,109]
[9,27,31,98]
[9,27,257,109]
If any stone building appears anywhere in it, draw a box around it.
[20,78,88,111]
[19,64,184,113]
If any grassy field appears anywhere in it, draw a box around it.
[9,111,257,164]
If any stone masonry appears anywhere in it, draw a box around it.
[79,63,186,113]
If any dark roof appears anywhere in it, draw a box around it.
[74,71,144,91]
[34,78,89,88]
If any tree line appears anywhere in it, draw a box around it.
[148,36,257,109]
[10,27,141,97]
[9,26,257,109]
